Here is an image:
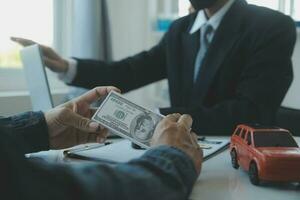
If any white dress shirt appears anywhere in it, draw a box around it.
[189,0,235,35]
[58,58,78,84]
[59,0,235,84]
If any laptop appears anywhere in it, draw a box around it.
[20,44,54,111]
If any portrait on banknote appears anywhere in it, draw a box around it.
[130,113,155,142]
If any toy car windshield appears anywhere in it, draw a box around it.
[253,131,299,148]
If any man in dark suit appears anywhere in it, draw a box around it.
[13,0,297,134]
[0,86,202,200]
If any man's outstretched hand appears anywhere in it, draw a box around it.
[151,114,203,174]
[45,86,120,149]
[11,37,69,73]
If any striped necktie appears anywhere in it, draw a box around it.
[193,24,214,82]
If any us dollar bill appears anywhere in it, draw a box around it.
[92,91,164,148]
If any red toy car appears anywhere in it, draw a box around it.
[230,124,300,185]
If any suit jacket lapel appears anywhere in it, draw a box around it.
[191,0,246,105]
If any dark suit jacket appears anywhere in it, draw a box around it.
[0,112,197,200]
[71,0,296,134]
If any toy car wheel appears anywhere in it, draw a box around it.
[230,149,239,169]
[249,162,260,185]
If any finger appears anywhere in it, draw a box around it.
[177,114,193,130]
[87,133,97,143]
[11,37,36,46]
[96,129,109,143]
[90,107,98,116]
[77,86,121,104]
[87,130,108,143]
[10,37,60,62]
[95,86,121,99]
[190,132,200,149]
[191,132,198,142]
[164,113,181,122]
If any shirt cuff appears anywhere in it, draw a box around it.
[57,58,78,84]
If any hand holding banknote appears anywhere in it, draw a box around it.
[45,87,120,149]
[151,114,203,174]
[92,92,202,174]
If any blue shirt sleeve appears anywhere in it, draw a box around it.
[0,111,49,153]
[58,146,198,200]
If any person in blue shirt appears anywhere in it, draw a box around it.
[0,86,202,200]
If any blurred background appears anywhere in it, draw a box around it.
[0,0,299,116]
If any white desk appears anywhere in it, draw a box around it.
[31,137,300,200]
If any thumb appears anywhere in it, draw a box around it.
[60,108,100,132]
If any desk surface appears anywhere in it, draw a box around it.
[31,137,300,200]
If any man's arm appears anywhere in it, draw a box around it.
[0,112,49,154]
[12,29,168,93]
[71,35,168,92]
[55,147,197,200]
[160,15,297,134]
[1,139,197,200]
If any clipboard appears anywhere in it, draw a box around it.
[63,142,118,164]
[63,138,229,163]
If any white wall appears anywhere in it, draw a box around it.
[282,30,300,109]
[108,0,178,59]
[107,0,171,109]
[108,0,150,60]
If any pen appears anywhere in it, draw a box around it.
[197,136,206,141]
[197,136,222,144]
[63,142,111,156]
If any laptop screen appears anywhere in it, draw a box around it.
[20,44,54,111]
